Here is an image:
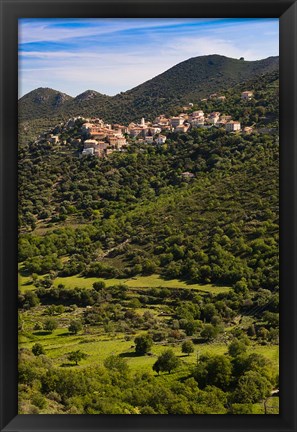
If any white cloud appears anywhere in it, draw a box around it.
[19,54,175,96]
[19,18,203,44]
[18,18,279,97]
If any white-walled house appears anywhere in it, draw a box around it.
[225,121,241,132]
[241,91,254,100]
[181,171,195,179]
[155,135,167,145]
[192,110,204,117]
[145,136,154,144]
[170,117,184,128]
[81,147,94,156]
[149,126,162,135]
[129,127,143,137]
[207,116,220,124]
[191,118,205,127]
[175,124,189,133]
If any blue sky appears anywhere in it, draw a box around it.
[19,18,279,97]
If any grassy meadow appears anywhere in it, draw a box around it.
[18,65,279,414]
[19,269,231,294]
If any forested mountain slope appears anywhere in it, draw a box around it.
[18,59,279,415]
[18,69,279,291]
[19,55,279,125]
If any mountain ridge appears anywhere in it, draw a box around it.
[19,54,279,124]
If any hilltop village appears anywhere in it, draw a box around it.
[37,90,256,159]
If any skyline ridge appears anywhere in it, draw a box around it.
[19,18,279,97]
[19,53,279,100]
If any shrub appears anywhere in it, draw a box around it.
[182,340,195,356]
[32,343,45,356]
[134,334,153,355]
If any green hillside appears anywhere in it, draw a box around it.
[18,88,111,122]
[18,63,279,415]
[18,55,279,125]
[18,87,73,121]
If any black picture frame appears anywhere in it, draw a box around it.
[0,1,296,431]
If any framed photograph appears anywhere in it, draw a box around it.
[0,0,296,431]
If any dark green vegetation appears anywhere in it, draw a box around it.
[18,59,279,414]
[19,88,110,123]
[19,55,278,126]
